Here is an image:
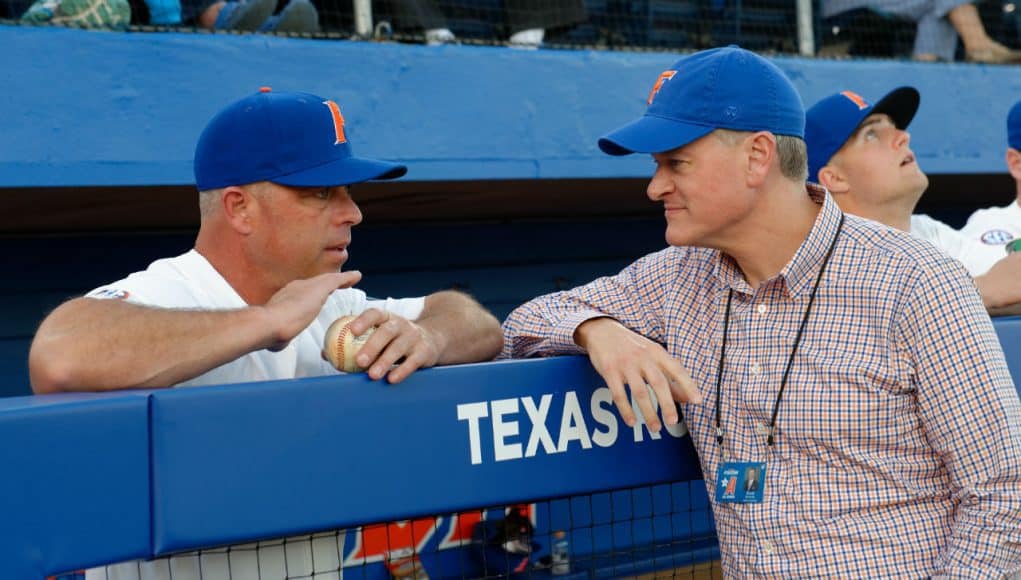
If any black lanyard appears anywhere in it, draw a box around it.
[714,213,844,452]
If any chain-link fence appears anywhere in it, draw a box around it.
[3,1,1021,71]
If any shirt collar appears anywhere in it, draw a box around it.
[714,183,842,298]
[778,184,842,298]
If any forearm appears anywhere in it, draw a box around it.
[503,268,671,361]
[974,252,1021,309]
[501,292,609,359]
[30,298,277,393]
[975,274,1018,310]
[416,290,502,365]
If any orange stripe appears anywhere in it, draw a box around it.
[840,90,869,110]
[323,100,347,144]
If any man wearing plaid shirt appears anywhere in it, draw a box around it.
[502,46,1021,577]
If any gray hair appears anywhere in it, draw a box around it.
[713,129,808,182]
[196,188,220,218]
[197,188,222,218]
[197,183,267,218]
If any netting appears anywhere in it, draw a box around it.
[0,0,1012,59]
[67,482,718,579]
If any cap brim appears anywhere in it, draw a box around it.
[598,115,715,156]
[871,86,919,131]
[272,156,407,187]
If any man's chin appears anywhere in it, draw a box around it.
[666,232,694,247]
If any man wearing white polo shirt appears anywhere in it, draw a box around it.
[29,89,504,580]
[960,99,1021,253]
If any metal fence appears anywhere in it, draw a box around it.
[2,2,1021,79]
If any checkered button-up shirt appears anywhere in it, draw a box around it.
[502,189,1021,578]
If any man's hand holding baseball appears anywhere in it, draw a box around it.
[346,308,442,383]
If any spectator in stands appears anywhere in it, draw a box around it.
[502,46,1021,576]
[20,0,131,27]
[380,0,586,47]
[821,0,1021,63]
[185,0,320,32]
[805,86,1021,313]
[29,88,503,395]
[135,0,181,26]
[960,98,1021,249]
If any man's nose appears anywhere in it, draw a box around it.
[894,128,911,150]
[333,193,363,226]
[647,167,673,200]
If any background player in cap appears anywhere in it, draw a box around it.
[503,46,1021,576]
[30,88,503,393]
[806,87,1021,313]
[960,98,1021,251]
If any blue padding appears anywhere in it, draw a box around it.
[994,315,1021,389]
[150,356,703,555]
[0,391,152,578]
[4,26,1021,187]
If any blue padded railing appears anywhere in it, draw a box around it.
[0,357,712,578]
[2,316,1018,577]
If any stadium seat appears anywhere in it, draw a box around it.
[708,0,798,52]
[646,0,701,48]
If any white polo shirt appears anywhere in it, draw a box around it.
[909,214,1007,277]
[85,250,425,579]
[960,200,1021,250]
[86,250,424,388]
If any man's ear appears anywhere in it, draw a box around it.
[817,164,849,194]
[1006,148,1021,181]
[222,186,255,234]
[745,131,776,187]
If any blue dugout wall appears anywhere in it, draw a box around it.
[4,26,1021,186]
[3,322,1021,578]
[0,357,715,578]
[2,316,1021,578]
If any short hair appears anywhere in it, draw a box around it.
[713,129,808,182]
[197,183,269,218]
[197,188,221,218]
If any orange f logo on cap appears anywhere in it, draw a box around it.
[323,100,348,145]
[648,70,677,105]
[840,91,869,111]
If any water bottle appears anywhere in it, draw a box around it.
[551,530,570,575]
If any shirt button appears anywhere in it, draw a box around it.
[756,304,768,315]
[761,539,775,554]
[750,363,761,376]
[755,423,769,435]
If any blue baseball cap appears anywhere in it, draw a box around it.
[194,88,407,191]
[1007,99,1021,150]
[805,87,919,182]
[598,46,805,156]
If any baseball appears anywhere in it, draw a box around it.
[323,315,376,373]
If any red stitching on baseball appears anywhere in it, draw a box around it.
[336,322,349,371]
